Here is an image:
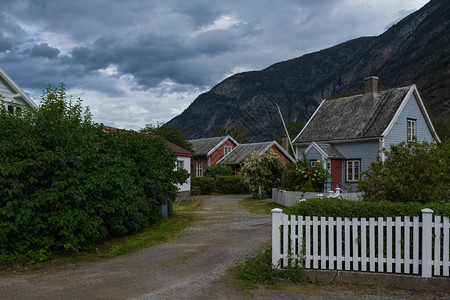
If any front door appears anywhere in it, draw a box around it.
[331,159,342,191]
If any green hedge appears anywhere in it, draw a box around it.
[285,198,450,218]
[191,175,248,195]
[191,177,216,195]
[0,84,186,262]
[216,176,248,194]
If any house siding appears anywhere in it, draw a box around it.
[305,147,322,162]
[210,140,236,166]
[384,93,435,149]
[175,156,191,192]
[334,141,380,191]
[0,77,17,105]
[191,156,208,177]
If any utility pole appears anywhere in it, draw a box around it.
[276,103,297,161]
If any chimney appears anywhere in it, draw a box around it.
[362,76,379,109]
[281,136,290,152]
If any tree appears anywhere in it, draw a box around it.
[432,115,450,141]
[141,123,193,152]
[0,84,184,263]
[240,150,285,198]
[358,141,450,203]
[215,124,251,143]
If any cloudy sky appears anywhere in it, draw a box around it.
[1,0,428,130]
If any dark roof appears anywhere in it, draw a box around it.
[294,86,411,144]
[188,136,229,156]
[165,140,193,156]
[314,143,345,159]
[218,142,272,165]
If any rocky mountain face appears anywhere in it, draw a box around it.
[168,0,449,142]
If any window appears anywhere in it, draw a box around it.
[7,105,14,114]
[176,160,184,170]
[224,145,232,155]
[196,164,203,177]
[309,160,317,167]
[346,160,360,182]
[407,119,416,142]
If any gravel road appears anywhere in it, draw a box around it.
[1,195,445,299]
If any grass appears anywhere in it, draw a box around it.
[238,197,284,215]
[1,200,204,273]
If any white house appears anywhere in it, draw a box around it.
[0,67,37,112]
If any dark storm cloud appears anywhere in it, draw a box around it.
[30,43,60,59]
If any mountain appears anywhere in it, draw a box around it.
[167,0,450,142]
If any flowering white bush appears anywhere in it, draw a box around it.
[240,150,285,198]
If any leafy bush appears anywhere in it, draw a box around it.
[285,198,450,218]
[216,175,248,194]
[358,141,450,203]
[281,155,328,192]
[0,84,183,261]
[204,164,233,180]
[240,150,285,198]
[191,177,216,195]
[231,247,304,286]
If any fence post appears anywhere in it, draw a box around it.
[421,208,433,278]
[272,208,283,268]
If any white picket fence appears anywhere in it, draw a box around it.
[272,208,450,278]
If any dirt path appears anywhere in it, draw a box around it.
[0,195,271,299]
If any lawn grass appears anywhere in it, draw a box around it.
[238,197,284,215]
[1,201,202,273]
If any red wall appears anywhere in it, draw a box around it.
[270,146,292,164]
[191,156,208,177]
[210,140,237,165]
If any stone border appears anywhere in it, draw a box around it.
[304,269,450,292]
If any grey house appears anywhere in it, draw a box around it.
[293,76,440,192]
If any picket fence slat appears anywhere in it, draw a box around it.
[344,218,351,270]
[305,216,311,268]
[272,208,449,279]
[361,218,367,271]
[378,217,384,273]
[413,216,419,274]
[328,217,334,270]
[443,217,449,276]
[404,216,410,274]
[321,217,327,269]
[282,214,289,267]
[336,217,342,270]
[434,216,441,276]
[369,218,375,272]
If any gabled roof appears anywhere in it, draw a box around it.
[294,86,412,144]
[188,136,238,156]
[0,67,37,109]
[165,140,193,157]
[218,141,295,165]
[305,142,344,159]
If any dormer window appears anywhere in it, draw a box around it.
[407,119,416,142]
[224,145,232,155]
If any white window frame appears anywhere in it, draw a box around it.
[346,160,360,182]
[309,160,316,167]
[407,119,416,142]
[196,164,203,177]
[224,145,232,156]
[176,160,184,170]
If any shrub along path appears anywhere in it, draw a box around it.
[0,195,271,299]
